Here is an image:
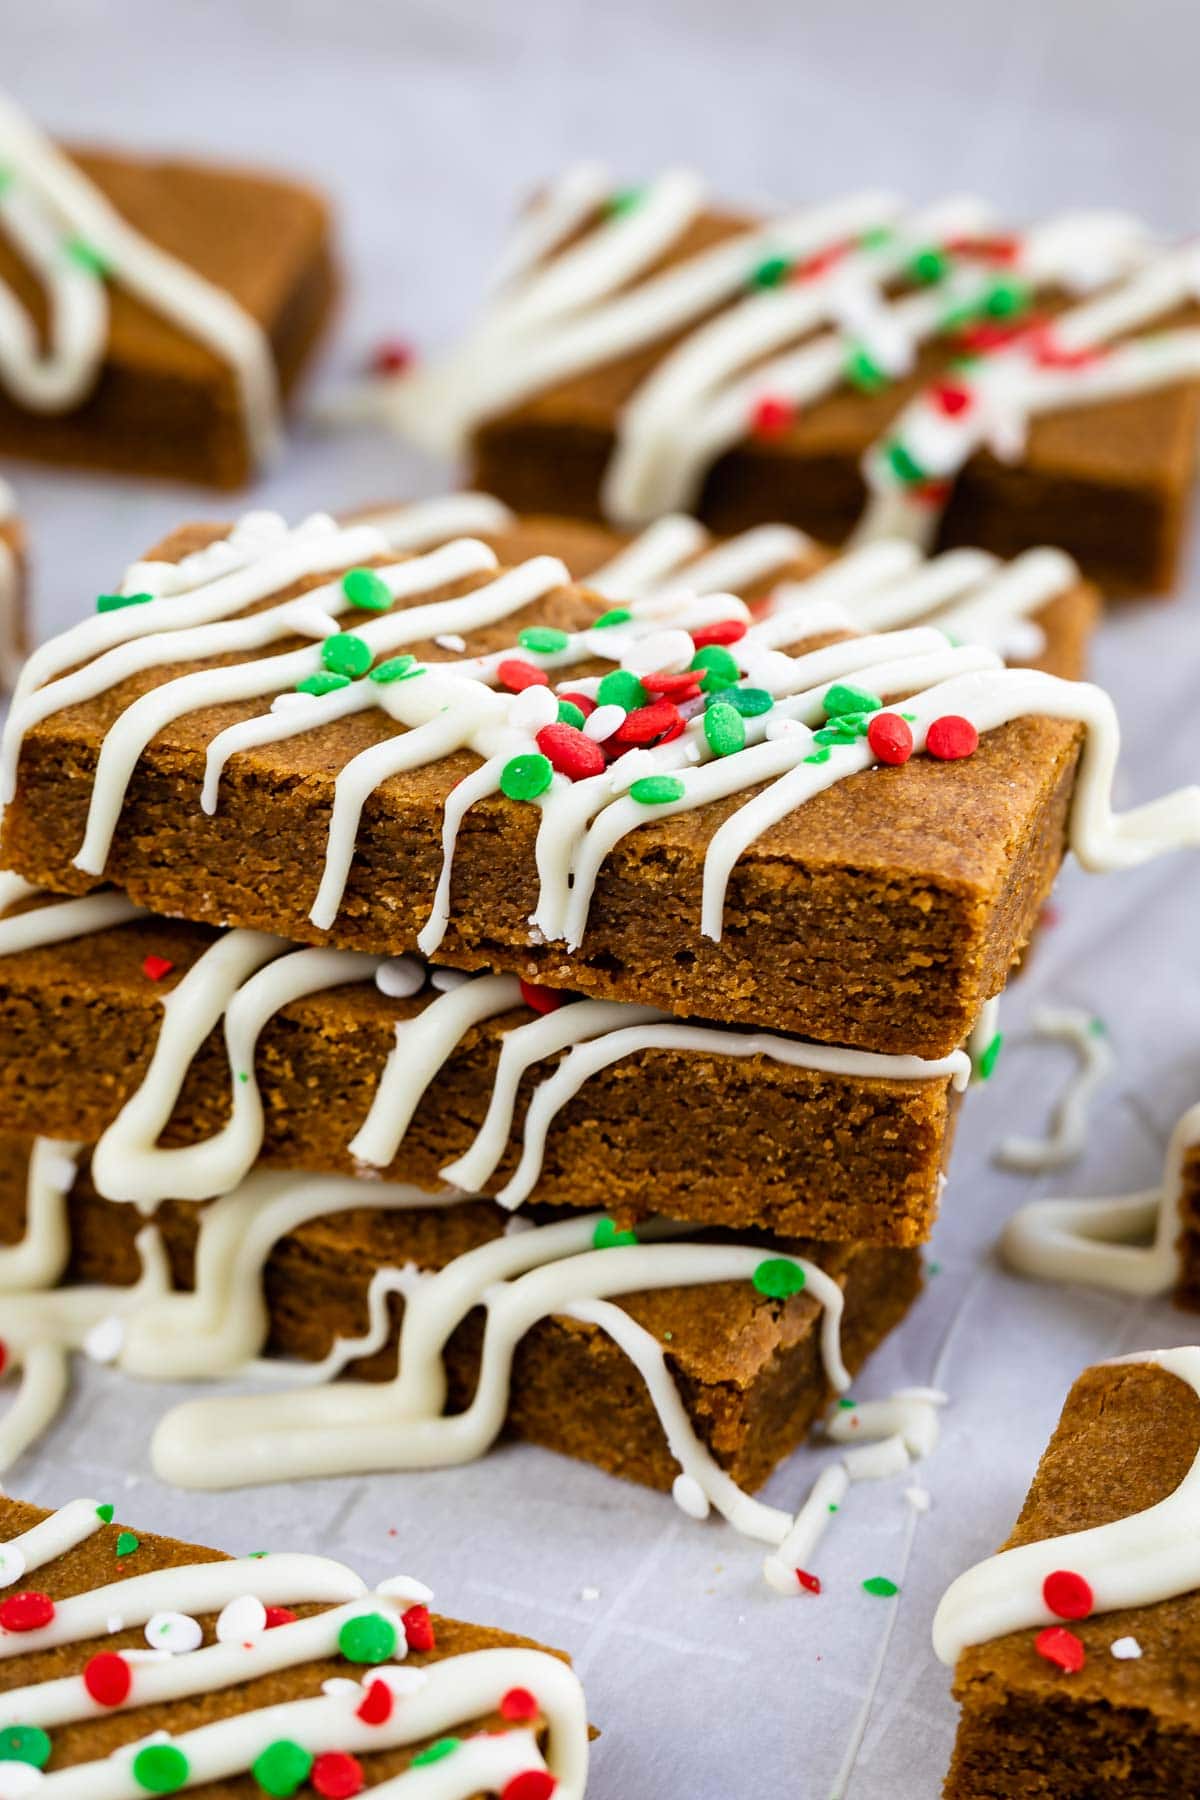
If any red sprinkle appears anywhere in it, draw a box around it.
[954,318,1039,356]
[497,658,550,694]
[500,1687,540,1723]
[926,715,979,761]
[795,241,851,281]
[402,1603,435,1653]
[535,722,606,781]
[867,712,914,766]
[640,670,703,701]
[557,690,596,719]
[1043,1569,1093,1621]
[1035,1625,1085,1673]
[0,1591,54,1633]
[519,979,564,1016]
[690,619,748,650]
[612,698,684,747]
[356,1679,394,1726]
[312,1751,365,1799]
[749,394,795,438]
[264,1606,297,1630]
[944,232,1021,265]
[142,954,174,982]
[83,1651,132,1707]
[929,380,973,418]
[501,1775,557,1800]
[796,1569,822,1596]
[1030,326,1110,371]
[911,479,954,509]
[0,1340,7,1377]
[370,339,416,377]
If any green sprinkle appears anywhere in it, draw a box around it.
[863,1576,899,1598]
[813,723,858,746]
[115,1531,139,1558]
[369,654,423,684]
[976,1031,1004,1082]
[248,1550,270,1559]
[752,1257,807,1300]
[500,752,553,802]
[596,668,647,711]
[1088,1017,1108,1038]
[629,774,685,806]
[250,1739,313,1797]
[858,226,893,251]
[594,1218,639,1249]
[557,699,586,730]
[900,711,917,722]
[983,277,1030,319]
[0,1724,51,1768]
[96,590,153,614]
[749,251,794,290]
[607,187,644,218]
[885,440,929,486]
[824,682,881,719]
[715,686,773,718]
[321,631,372,679]
[845,344,889,393]
[96,1503,114,1523]
[829,1502,839,1513]
[689,644,740,693]
[928,1260,942,1276]
[703,701,746,758]
[338,1611,399,1664]
[295,671,351,696]
[341,567,393,613]
[908,246,948,286]
[592,607,632,629]
[663,1330,674,1342]
[65,236,111,276]
[837,1397,857,1409]
[518,625,570,656]
[132,1742,190,1793]
[804,747,832,764]
[412,1738,461,1768]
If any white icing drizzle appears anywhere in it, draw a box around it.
[0,1495,107,1589]
[0,94,279,462]
[0,1136,81,1290]
[933,1346,1200,1664]
[993,1004,1115,1172]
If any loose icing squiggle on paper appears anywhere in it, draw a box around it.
[993,1004,1115,1172]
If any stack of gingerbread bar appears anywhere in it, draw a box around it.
[0,489,1107,1513]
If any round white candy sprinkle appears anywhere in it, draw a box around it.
[509,685,559,731]
[583,702,626,743]
[608,748,656,793]
[622,628,695,677]
[376,1575,434,1604]
[430,967,471,993]
[83,1315,125,1364]
[579,1586,601,1602]
[671,1473,711,1521]
[434,632,467,653]
[321,1677,361,1698]
[0,1545,26,1588]
[375,955,425,1000]
[0,1763,45,1795]
[216,1594,267,1642]
[146,1611,203,1655]
[1111,1636,1142,1660]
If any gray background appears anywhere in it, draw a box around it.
[3,3,1200,1794]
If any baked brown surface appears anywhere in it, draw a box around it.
[468,203,1200,596]
[945,1359,1200,1798]
[0,906,959,1244]
[0,1494,572,1793]
[0,1138,921,1493]
[1,521,1088,1057]
[0,145,337,487]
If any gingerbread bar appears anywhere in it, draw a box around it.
[0,1493,591,1795]
[0,479,27,688]
[0,507,1159,1059]
[0,1136,920,1496]
[936,1349,1200,1798]
[372,169,1200,594]
[0,97,335,487]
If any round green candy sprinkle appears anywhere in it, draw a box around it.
[975,1031,1004,1082]
[518,625,570,656]
[716,686,773,719]
[824,682,882,719]
[983,278,1030,319]
[0,1724,51,1768]
[752,1257,807,1300]
[500,752,554,802]
[908,246,948,285]
[594,1218,639,1249]
[65,236,110,276]
[96,590,153,614]
[845,345,888,393]
[115,1530,140,1558]
[369,654,422,684]
[95,1502,114,1522]
[863,1576,899,1598]
[412,1738,461,1768]
[596,668,648,711]
[690,644,739,680]
[703,702,746,758]
[321,631,372,679]
[885,440,929,486]
[629,774,685,806]
[338,1610,399,1664]
[131,1742,190,1793]
[749,252,793,290]
[250,1738,313,1797]
[557,699,586,730]
[341,566,393,613]
[592,607,632,629]
[295,671,351,697]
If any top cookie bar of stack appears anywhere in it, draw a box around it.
[0,491,1147,1061]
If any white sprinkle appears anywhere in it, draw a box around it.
[376,1575,434,1604]
[1111,1635,1142,1660]
[622,627,695,677]
[106,1614,125,1635]
[271,691,319,713]
[83,1315,126,1364]
[374,1664,427,1694]
[215,1593,267,1643]
[322,1677,361,1698]
[905,1484,932,1513]
[0,1545,26,1589]
[583,702,626,743]
[608,748,656,793]
[509,685,559,731]
[434,632,467,653]
[579,1586,600,1602]
[375,955,426,999]
[0,1763,45,1795]
[430,967,471,993]
[671,1473,711,1521]
[146,1611,203,1655]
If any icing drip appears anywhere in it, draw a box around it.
[933,1348,1200,1663]
[993,1004,1115,1172]
[0,94,279,461]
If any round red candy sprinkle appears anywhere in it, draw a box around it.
[402,1603,435,1652]
[501,1774,557,1800]
[497,658,550,694]
[750,394,794,438]
[535,722,606,781]
[929,380,973,418]
[370,339,415,377]
[83,1650,132,1707]
[867,712,914,766]
[356,1679,393,1726]
[519,979,564,1016]
[141,954,174,982]
[1043,1569,1093,1621]
[0,1340,7,1377]
[640,670,703,701]
[312,1751,365,1798]
[1035,1625,1085,1673]
[264,1606,297,1630]
[612,698,684,747]
[500,1687,540,1723]
[557,690,596,718]
[926,715,979,761]
[690,619,748,650]
[0,1591,54,1633]
[796,1569,821,1596]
